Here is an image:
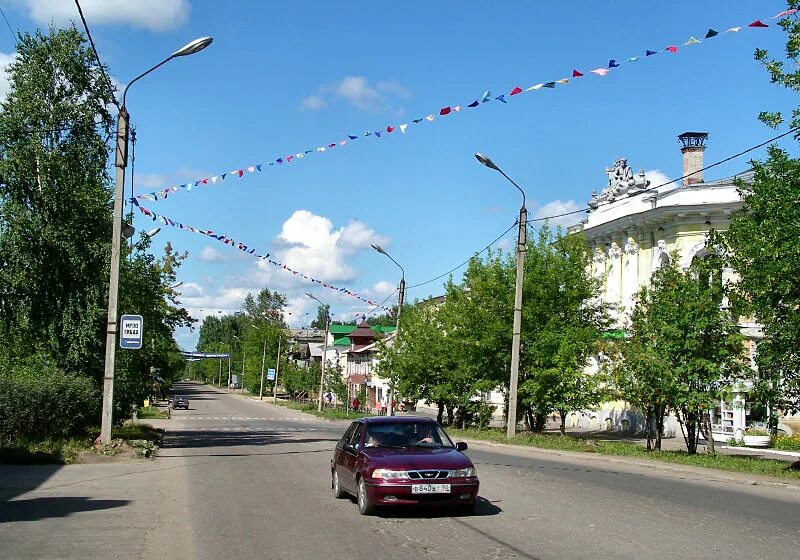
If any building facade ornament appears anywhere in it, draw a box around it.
[608,243,623,259]
[588,157,651,208]
[624,241,639,255]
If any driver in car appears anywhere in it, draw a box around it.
[414,425,435,445]
[365,431,385,448]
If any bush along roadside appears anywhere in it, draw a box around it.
[449,428,800,480]
[773,434,800,451]
[273,399,374,420]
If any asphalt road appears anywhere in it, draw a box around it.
[2,381,799,560]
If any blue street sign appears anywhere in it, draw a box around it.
[267,368,276,381]
[120,314,143,349]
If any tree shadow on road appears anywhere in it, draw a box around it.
[0,496,129,523]
[160,429,339,451]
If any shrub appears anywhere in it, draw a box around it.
[772,434,800,451]
[0,363,100,444]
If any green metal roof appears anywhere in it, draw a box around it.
[333,337,351,347]
[329,325,357,334]
[372,326,396,333]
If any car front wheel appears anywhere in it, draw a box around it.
[357,478,375,516]
[332,470,346,499]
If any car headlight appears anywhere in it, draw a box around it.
[448,467,477,478]
[371,469,410,480]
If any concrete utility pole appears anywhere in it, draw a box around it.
[306,293,330,412]
[259,335,267,400]
[99,37,213,444]
[371,244,405,416]
[272,336,281,403]
[475,153,527,439]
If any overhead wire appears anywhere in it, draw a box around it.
[73,0,119,110]
[526,126,800,225]
[410,127,800,292]
[0,4,16,44]
[365,288,400,317]
[407,220,519,290]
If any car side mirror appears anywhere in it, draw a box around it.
[343,443,355,453]
[456,442,468,451]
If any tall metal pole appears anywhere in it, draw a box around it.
[240,344,246,393]
[227,342,232,390]
[259,335,267,400]
[272,336,281,403]
[217,356,222,387]
[317,315,330,412]
[508,205,527,439]
[99,107,129,444]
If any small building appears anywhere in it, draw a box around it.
[337,318,396,410]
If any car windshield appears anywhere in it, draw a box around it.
[364,422,454,449]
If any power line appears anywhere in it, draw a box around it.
[73,0,119,110]
[407,220,518,290]
[0,4,16,44]
[365,288,399,317]
[409,127,800,292]
[526,126,800,225]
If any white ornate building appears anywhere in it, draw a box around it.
[568,132,785,439]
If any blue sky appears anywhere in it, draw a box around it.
[1,1,798,350]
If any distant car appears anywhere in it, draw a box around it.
[172,395,189,410]
[331,417,479,516]
[229,382,241,390]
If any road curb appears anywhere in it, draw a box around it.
[459,437,800,491]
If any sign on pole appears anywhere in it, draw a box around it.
[120,314,143,349]
[267,368,276,381]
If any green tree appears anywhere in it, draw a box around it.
[715,148,800,422]
[753,2,800,130]
[622,256,747,454]
[0,26,115,376]
[310,304,330,329]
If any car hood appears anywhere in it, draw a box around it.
[363,447,473,470]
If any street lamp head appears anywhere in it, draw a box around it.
[121,221,136,239]
[172,36,213,58]
[475,152,500,171]
[144,227,161,238]
[371,243,387,255]
[305,292,314,299]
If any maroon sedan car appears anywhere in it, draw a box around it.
[331,416,479,515]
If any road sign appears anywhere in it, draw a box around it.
[120,314,143,349]
[267,368,276,381]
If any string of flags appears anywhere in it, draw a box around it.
[132,9,794,205]
[131,200,392,312]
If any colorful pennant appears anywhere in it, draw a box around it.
[133,11,775,204]
[131,201,391,311]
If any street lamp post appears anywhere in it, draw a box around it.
[370,244,405,417]
[475,152,527,439]
[100,37,213,444]
[306,293,330,412]
[272,336,281,404]
[229,335,238,390]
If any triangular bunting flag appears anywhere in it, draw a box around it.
[727,27,742,32]
[348,135,358,140]
[467,100,479,107]
[556,78,569,84]
[542,82,555,88]
[211,176,218,183]
[510,86,523,95]
[453,105,461,112]
[386,126,394,133]
[413,118,423,123]
[374,131,381,137]
[665,45,678,53]
[399,124,407,134]
[364,131,371,136]
[495,94,507,103]
[748,20,768,28]
[704,28,718,38]
[256,165,262,171]
[425,115,434,121]
[685,37,700,45]
[646,50,658,56]
[480,91,491,103]
[627,56,639,62]
[526,83,544,91]
[440,107,451,115]
[221,173,227,180]
[247,166,255,172]
[572,69,583,77]
[772,9,798,18]
[590,68,610,76]
[608,59,620,68]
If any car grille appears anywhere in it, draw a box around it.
[408,470,449,480]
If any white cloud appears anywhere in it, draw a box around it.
[496,237,514,251]
[274,210,388,283]
[644,169,673,192]
[13,0,190,32]
[135,173,167,188]
[532,199,583,229]
[0,52,16,101]
[197,246,249,264]
[299,76,411,113]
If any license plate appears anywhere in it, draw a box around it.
[412,483,451,494]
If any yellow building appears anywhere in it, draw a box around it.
[568,132,788,440]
